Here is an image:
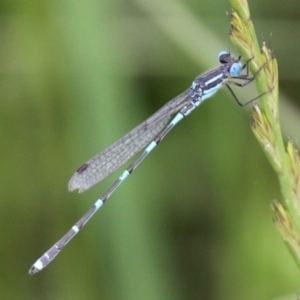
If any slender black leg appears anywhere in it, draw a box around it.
[225,55,274,106]
[225,84,274,107]
[238,56,254,77]
[231,56,273,84]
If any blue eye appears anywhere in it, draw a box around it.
[218,51,230,63]
[230,62,242,76]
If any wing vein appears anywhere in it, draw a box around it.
[68,89,190,192]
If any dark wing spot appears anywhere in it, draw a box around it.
[77,163,89,174]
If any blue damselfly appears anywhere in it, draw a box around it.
[29,51,271,274]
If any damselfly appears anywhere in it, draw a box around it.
[29,51,270,275]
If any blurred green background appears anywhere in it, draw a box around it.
[1,0,300,299]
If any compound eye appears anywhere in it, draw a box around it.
[218,51,230,64]
[230,62,242,76]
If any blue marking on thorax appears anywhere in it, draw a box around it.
[205,73,223,85]
[202,83,222,100]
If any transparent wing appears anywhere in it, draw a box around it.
[68,89,190,193]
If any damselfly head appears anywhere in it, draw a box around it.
[218,51,231,64]
[229,61,242,76]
